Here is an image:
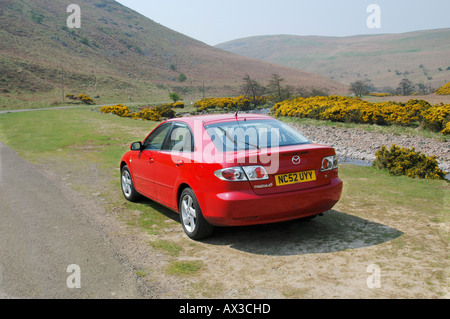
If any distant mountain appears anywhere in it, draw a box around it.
[216,29,450,91]
[0,0,346,108]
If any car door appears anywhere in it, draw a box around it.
[152,122,194,208]
[131,123,172,199]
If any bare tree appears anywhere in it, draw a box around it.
[267,73,285,102]
[283,85,295,100]
[397,78,414,96]
[416,82,433,95]
[241,74,265,107]
[295,87,310,98]
[349,80,370,97]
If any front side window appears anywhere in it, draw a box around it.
[143,123,172,150]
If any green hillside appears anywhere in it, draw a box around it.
[216,29,450,92]
[0,0,347,109]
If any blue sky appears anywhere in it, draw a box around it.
[116,0,450,45]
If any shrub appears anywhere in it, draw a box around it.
[178,73,187,83]
[373,144,447,180]
[421,104,450,132]
[441,122,450,135]
[172,101,185,108]
[436,82,450,95]
[66,93,96,105]
[369,92,393,97]
[382,99,431,126]
[100,102,177,122]
[78,94,95,105]
[272,96,449,134]
[169,92,182,103]
[194,96,252,111]
[154,104,176,118]
[131,104,176,122]
[249,95,271,106]
[131,108,161,121]
[100,104,130,117]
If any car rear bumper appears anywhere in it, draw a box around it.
[199,177,343,227]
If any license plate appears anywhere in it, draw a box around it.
[275,170,316,186]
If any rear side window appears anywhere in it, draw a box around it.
[165,123,194,152]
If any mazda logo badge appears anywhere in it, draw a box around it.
[292,155,301,165]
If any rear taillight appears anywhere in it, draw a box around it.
[215,167,246,181]
[215,166,269,182]
[321,155,339,172]
[242,166,269,181]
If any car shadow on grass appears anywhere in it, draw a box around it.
[202,210,403,256]
[136,198,180,223]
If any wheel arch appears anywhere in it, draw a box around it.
[176,183,192,212]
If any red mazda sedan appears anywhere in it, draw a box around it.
[120,113,343,239]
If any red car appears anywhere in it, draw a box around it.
[120,113,343,239]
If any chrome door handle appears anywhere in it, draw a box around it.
[175,160,184,167]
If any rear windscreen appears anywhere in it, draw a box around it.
[205,119,311,152]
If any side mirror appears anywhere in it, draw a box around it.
[131,142,142,151]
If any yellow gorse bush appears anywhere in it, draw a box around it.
[369,92,394,97]
[250,95,271,106]
[421,103,450,133]
[66,93,95,105]
[100,103,176,122]
[100,104,130,117]
[272,96,450,134]
[78,94,95,105]
[441,122,450,135]
[436,82,450,95]
[373,144,447,180]
[172,101,185,108]
[194,96,252,111]
[130,108,161,122]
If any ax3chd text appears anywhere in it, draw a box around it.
[179,303,271,316]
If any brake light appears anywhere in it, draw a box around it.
[215,167,246,181]
[242,166,269,181]
[321,155,338,172]
[215,166,269,182]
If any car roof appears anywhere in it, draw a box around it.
[169,113,274,125]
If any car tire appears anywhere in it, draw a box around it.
[179,188,214,240]
[121,165,141,202]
